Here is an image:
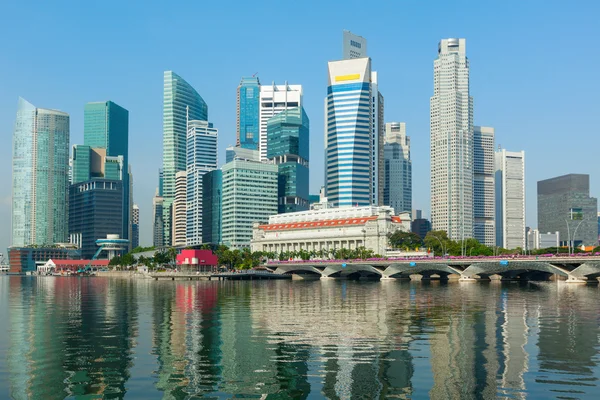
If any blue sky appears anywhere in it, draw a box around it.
[0,0,598,251]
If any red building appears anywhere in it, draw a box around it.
[176,250,218,272]
[45,259,110,273]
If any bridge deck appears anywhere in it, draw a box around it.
[149,271,291,281]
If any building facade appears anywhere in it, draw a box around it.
[342,30,367,59]
[537,174,598,246]
[236,76,261,150]
[186,120,218,246]
[412,218,432,240]
[473,126,495,246]
[225,145,260,163]
[12,97,70,247]
[526,229,560,250]
[383,122,411,214]
[222,159,278,249]
[430,38,474,241]
[172,171,187,246]
[267,107,310,213]
[69,180,124,259]
[202,169,223,245]
[153,189,164,247]
[162,71,208,245]
[495,149,526,249]
[251,205,411,256]
[8,246,80,273]
[259,83,303,161]
[325,56,383,207]
[132,204,140,249]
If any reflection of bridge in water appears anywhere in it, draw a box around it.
[266,256,600,283]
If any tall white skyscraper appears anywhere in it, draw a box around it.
[172,171,187,246]
[384,122,412,214]
[258,83,302,161]
[495,149,526,249]
[430,38,474,241]
[186,120,218,246]
[473,126,495,246]
[326,32,384,207]
[342,30,367,59]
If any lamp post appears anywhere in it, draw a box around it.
[431,234,446,257]
[564,219,572,254]
[571,218,585,254]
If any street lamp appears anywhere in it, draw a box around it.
[430,234,446,257]
[565,216,586,254]
[571,218,585,254]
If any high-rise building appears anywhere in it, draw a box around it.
[412,218,432,240]
[225,145,260,163]
[153,189,164,247]
[495,149,525,249]
[473,126,495,246]
[383,122,411,214]
[83,101,130,244]
[342,30,367,59]
[326,56,384,207]
[186,120,218,246]
[430,38,474,241]
[132,204,140,249]
[259,83,303,161]
[267,107,310,213]
[202,169,223,245]
[172,171,187,246]
[537,174,597,247]
[236,76,260,150]
[162,71,208,245]
[11,98,70,246]
[222,159,278,249]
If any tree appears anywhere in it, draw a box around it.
[121,253,135,267]
[168,247,178,267]
[424,230,451,255]
[153,251,170,266]
[388,231,423,249]
[109,255,122,266]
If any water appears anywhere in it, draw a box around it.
[1,277,600,399]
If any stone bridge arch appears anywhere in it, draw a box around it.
[461,261,569,281]
[569,262,600,280]
[383,263,462,279]
[272,265,323,276]
[321,264,383,279]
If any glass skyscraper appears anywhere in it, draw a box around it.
[383,122,412,214]
[83,101,130,243]
[12,97,70,246]
[236,76,260,150]
[202,169,223,245]
[163,71,208,245]
[267,107,310,213]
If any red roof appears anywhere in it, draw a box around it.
[391,216,403,223]
[259,216,380,231]
[52,259,110,266]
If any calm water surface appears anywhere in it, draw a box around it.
[1,276,599,399]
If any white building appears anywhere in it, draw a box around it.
[251,204,410,256]
[172,171,187,246]
[384,122,411,214]
[473,126,495,246]
[186,120,218,246]
[430,38,474,242]
[259,83,303,161]
[495,149,526,249]
[527,229,559,250]
[342,30,367,59]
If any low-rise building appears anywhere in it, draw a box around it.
[526,229,560,250]
[8,245,81,273]
[251,204,410,256]
[176,249,218,273]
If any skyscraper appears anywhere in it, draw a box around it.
[267,107,310,213]
[84,101,130,243]
[326,56,384,207]
[132,204,140,249]
[153,188,164,247]
[495,149,525,249]
[259,83,303,161]
[162,71,208,245]
[236,76,260,150]
[342,30,367,59]
[11,98,70,246]
[202,169,223,245]
[473,126,495,246]
[172,171,187,246]
[186,120,218,246]
[430,38,474,241]
[384,122,411,214]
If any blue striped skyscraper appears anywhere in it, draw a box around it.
[11,97,70,246]
[236,76,260,150]
[325,55,384,207]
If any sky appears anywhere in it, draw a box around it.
[0,0,598,252]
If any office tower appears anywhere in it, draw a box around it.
[222,159,278,249]
[172,171,187,246]
[259,83,303,161]
[84,101,130,243]
[158,168,164,196]
[473,126,495,246]
[162,71,208,245]
[225,145,260,163]
[153,189,164,247]
[430,38,474,241]
[342,30,367,59]
[326,56,384,207]
[11,98,70,246]
[267,107,310,213]
[495,149,525,249]
[383,122,411,214]
[132,204,140,249]
[537,174,597,246]
[202,169,223,245]
[237,76,260,150]
[412,217,432,240]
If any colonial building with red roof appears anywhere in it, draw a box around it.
[251,205,411,256]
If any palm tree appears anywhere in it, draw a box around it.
[168,247,178,268]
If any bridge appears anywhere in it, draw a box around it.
[265,255,600,283]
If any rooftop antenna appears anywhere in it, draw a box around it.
[252,72,258,77]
